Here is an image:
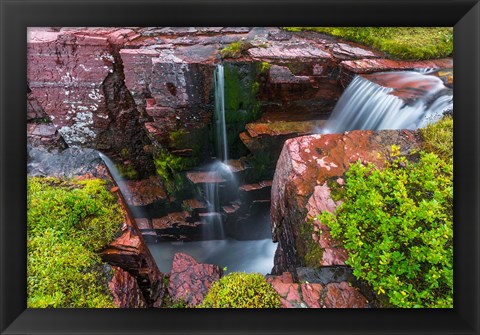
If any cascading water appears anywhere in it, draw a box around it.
[214,64,228,162]
[322,71,453,134]
[200,64,234,240]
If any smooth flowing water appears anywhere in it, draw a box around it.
[214,64,228,162]
[149,238,277,274]
[322,71,453,134]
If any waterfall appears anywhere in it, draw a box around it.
[214,64,228,162]
[322,71,453,134]
[97,152,145,218]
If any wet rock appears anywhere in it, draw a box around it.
[249,42,332,61]
[239,181,272,204]
[361,71,452,102]
[266,272,367,308]
[27,91,48,121]
[266,273,323,308]
[119,176,167,207]
[168,253,221,306]
[270,130,422,275]
[101,199,165,305]
[296,266,355,286]
[27,28,152,175]
[339,58,453,87]
[27,123,68,152]
[186,171,226,184]
[108,265,147,308]
[324,282,367,308]
[239,120,326,161]
[27,146,107,178]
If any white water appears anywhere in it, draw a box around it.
[148,238,277,274]
[322,71,453,134]
[214,64,228,162]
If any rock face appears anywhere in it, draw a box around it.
[270,130,422,275]
[167,253,222,306]
[27,28,153,174]
[108,265,147,308]
[101,198,165,306]
[266,272,367,308]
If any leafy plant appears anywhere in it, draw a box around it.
[319,152,453,308]
[198,272,282,308]
[27,177,123,307]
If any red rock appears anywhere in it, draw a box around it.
[119,176,167,207]
[239,120,326,160]
[271,130,422,274]
[339,58,453,87]
[361,71,449,101]
[186,171,226,184]
[167,253,221,306]
[27,91,47,120]
[108,266,147,308]
[101,199,165,305]
[266,273,323,308]
[324,282,367,308]
[249,42,332,60]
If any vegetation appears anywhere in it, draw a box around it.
[199,273,282,308]
[283,27,453,60]
[27,177,123,307]
[420,116,453,161]
[116,163,138,180]
[220,41,253,59]
[319,147,453,307]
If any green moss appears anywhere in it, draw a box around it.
[419,116,453,162]
[260,61,271,74]
[297,219,323,268]
[198,273,282,308]
[283,27,453,60]
[327,177,345,202]
[153,148,192,180]
[116,163,138,180]
[27,177,122,308]
[217,63,264,157]
[220,41,253,59]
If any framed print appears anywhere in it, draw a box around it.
[1,0,479,334]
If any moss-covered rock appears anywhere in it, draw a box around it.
[199,272,282,308]
[27,177,123,308]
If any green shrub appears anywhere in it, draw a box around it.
[199,273,282,308]
[420,116,453,162]
[283,27,453,60]
[319,153,453,308]
[27,177,123,307]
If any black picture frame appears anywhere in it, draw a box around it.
[1,0,479,334]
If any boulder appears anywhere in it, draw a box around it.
[167,253,222,306]
[270,130,422,275]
